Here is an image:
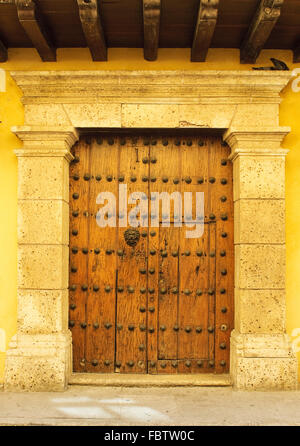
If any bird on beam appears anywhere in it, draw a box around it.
[252,58,289,71]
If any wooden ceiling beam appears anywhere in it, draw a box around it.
[0,39,7,62]
[76,0,107,61]
[191,0,219,62]
[240,0,284,64]
[143,0,161,61]
[293,44,300,63]
[15,0,56,62]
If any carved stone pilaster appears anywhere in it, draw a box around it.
[4,126,78,391]
[225,127,298,390]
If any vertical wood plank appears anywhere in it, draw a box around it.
[178,137,211,371]
[191,0,219,62]
[116,136,149,374]
[149,137,181,369]
[143,0,161,61]
[85,136,118,372]
[208,137,234,373]
[69,139,90,372]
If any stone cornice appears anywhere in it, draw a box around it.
[10,70,292,105]
[12,125,78,145]
[12,125,78,161]
[225,127,291,160]
[14,149,74,162]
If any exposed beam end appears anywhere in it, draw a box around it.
[191,0,219,63]
[240,48,258,65]
[143,0,161,62]
[77,0,107,61]
[191,22,216,62]
[84,22,107,62]
[16,0,56,62]
[144,53,158,62]
[240,0,284,64]
[0,40,8,62]
[293,46,300,63]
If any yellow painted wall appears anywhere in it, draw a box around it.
[1,47,300,383]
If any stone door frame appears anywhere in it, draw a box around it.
[4,70,298,391]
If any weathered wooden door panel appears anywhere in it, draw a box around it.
[156,226,180,361]
[69,139,90,371]
[178,222,215,362]
[208,137,234,373]
[69,134,234,374]
[116,137,149,374]
[86,138,118,372]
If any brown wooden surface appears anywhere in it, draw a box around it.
[143,0,161,61]
[76,0,107,61]
[15,0,56,61]
[240,0,284,64]
[294,42,300,62]
[0,0,299,62]
[0,38,7,62]
[191,0,219,62]
[69,133,234,374]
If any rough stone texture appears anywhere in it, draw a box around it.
[235,289,286,334]
[17,290,68,334]
[233,155,286,201]
[12,126,78,152]
[10,71,291,105]
[226,125,296,390]
[69,373,231,387]
[18,244,69,290]
[178,104,234,129]
[18,200,69,245]
[235,244,286,289]
[4,333,72,392]
[230,330,297,390]
[225,128,290,152]
[4,71,297,392]
[64,104,121,128]
[232,357,297,391]
[5,357,68,392]
[122,104,179,128]
[178,104,279,130]
[4,127,77,392]
[24,104,70,126]
[231,104,279,128]
[234,199,285,244]
[17,156,70,201]
[229,330,295,390]
[231,331,294,358]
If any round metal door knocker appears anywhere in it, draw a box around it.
[124,228,140,247]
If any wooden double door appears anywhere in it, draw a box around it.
[69,133,233,374]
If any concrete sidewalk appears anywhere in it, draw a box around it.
[0,386,300,426]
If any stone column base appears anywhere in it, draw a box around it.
[4,332,72,392]
[230,330,298,390]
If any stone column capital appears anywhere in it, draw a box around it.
[224,127,290,161]
[12,125,79,162]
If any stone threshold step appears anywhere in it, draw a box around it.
[69,373,232,387]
